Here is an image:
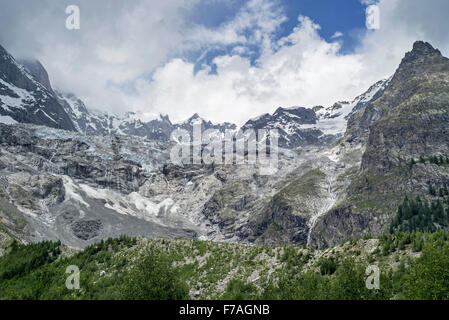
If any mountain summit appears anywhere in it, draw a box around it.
[0,45,75,130]
[404,41,442,61]
[313,41,449,247]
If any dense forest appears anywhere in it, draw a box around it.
[390,182,449,233]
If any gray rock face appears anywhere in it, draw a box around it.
[241,106,327,148]
[123,113,174,141]
[0,122,201,247]
[0,45,76,131]
[71,220,103,240]
[18,59,53,93]
[55,89,237,142]
[0,123,150,195]
[175,113,237,134]
[358,41,449,173]
[344,41,446,145]
[2,121,339,247]
[2,40,448,252]
[344,79,389,120]
[311,41,449,249]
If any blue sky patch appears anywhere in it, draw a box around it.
[187,0,369,73]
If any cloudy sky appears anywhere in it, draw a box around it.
[1,0,449,125]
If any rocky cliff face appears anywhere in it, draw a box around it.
[311,42,449,248]
[0,123,200,247]
[0,121,321,248]
[241,107,325,148]
[0,45,76,131]
[345,42,445,145]
[361,41,449,172]
[18,59,53,93]
[1,41,448,250]
[55,90,237,142]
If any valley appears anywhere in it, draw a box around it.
[1,40,449,300]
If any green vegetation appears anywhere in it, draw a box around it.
[390,184,449,233]
[2,232,449,300]
[402,238,449,299]
[221,279,259,300]
[0,240,61,281]
[0,236,186,300]
[318,256,337,275]
[120,248,188,300]
[410,155,449,167]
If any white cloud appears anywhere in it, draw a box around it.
[129,0,449,125]
[1,0,203,113]
[134,16,371,125]
[181,0,286,53]
[2,0,449,126]
[331,31,343,39]
[360,0,379,5]
[135,0,449,125]
[355,0,449,83]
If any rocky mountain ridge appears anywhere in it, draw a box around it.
[311,41,449,248]
[1,43,386,149]
[0,45,75,131]
[1,41,448,250]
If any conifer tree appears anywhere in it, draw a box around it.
[429,185,436,196]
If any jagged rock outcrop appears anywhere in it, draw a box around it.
[345,41,445,145]
[19,59,53,93]
[0,122,200,247]
[311,41,449,248]
[0,45,76,130]
[241,106,325,148]
[361,41,449,173]
[175,113,237,134]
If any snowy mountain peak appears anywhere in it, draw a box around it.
[240,77,391,146]
[0,44,76,130]
[248,113,271,124]
[274,106,317,124]
[123,111,143,123]
[183,113,204,125]
[0,41,390,147]
[309,78,390,136]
